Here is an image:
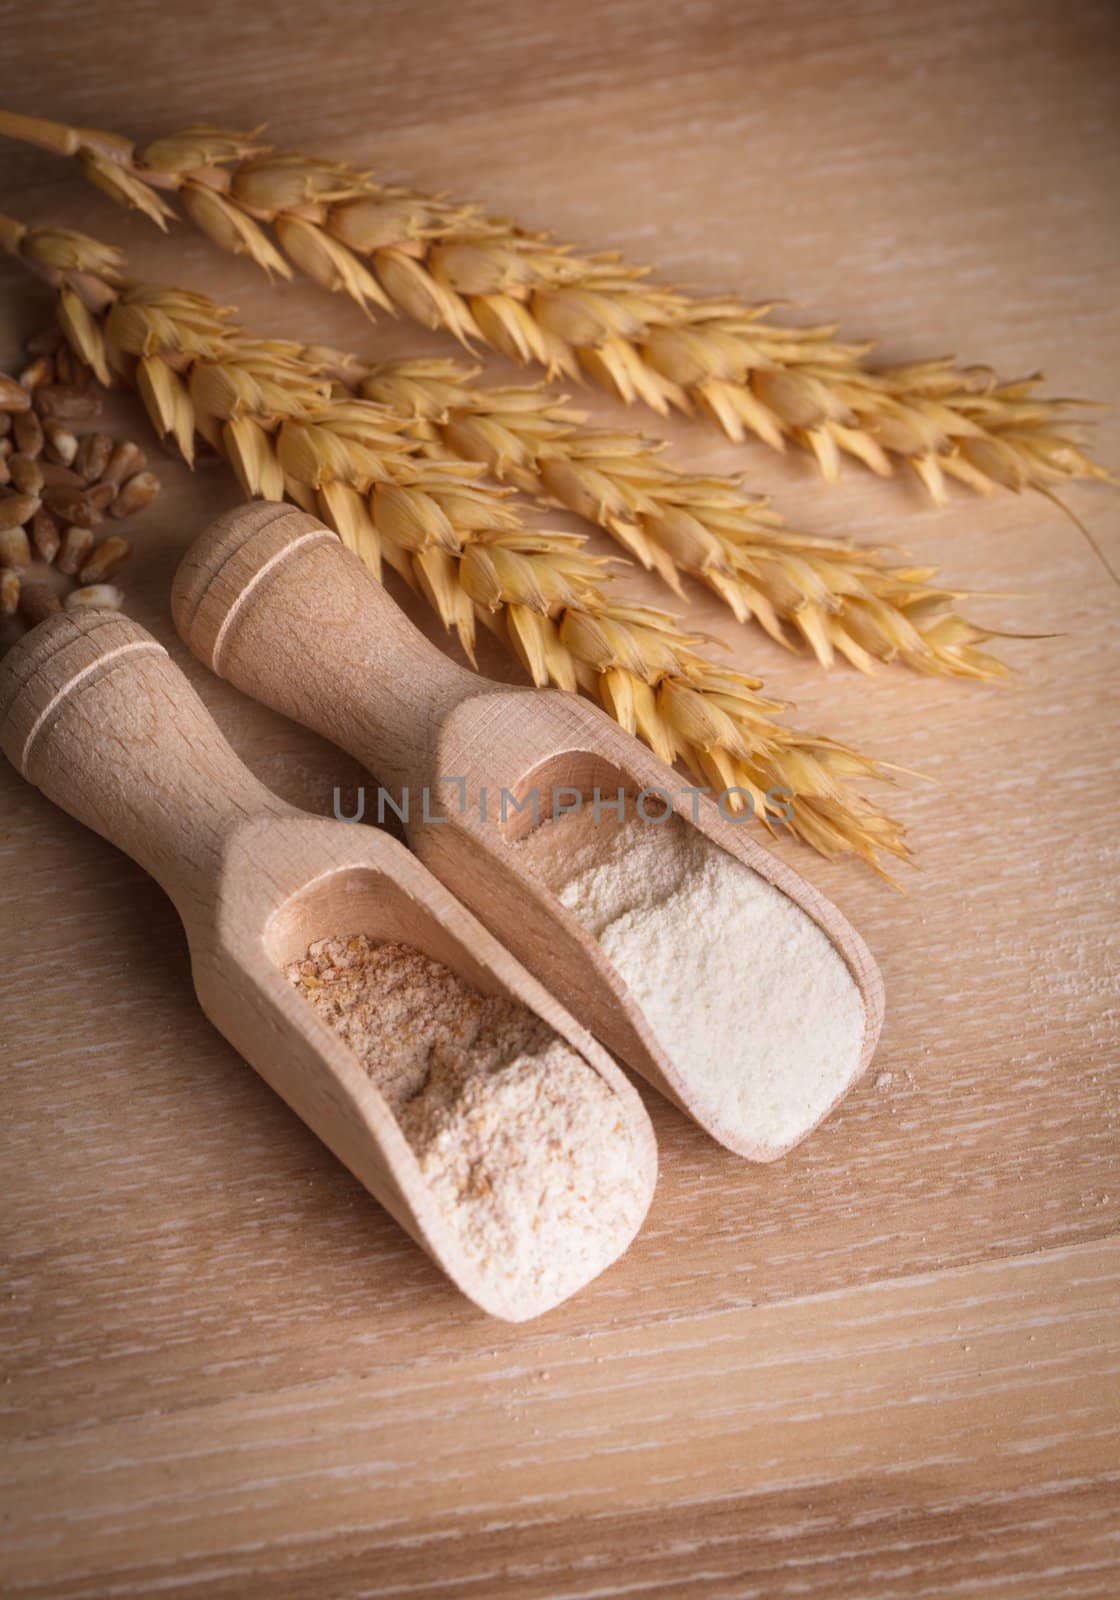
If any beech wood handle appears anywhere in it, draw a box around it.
[0,609,288,914]
[173,503,482,791]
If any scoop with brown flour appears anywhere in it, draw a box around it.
[287,936,649,1309]
[515,804,868,1157]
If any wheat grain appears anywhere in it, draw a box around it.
[0,109,1109,502]
[0,213,908,872]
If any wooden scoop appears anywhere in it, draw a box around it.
[0,609,656,1321]
[174,503,885,1160]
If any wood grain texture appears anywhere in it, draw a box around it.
[1,0,1117,1594]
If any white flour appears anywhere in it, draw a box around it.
[516,805,866,1155]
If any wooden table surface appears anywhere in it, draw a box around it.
[2,2,1118,1595]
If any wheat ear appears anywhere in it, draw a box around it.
[0,111,1019,675]
[0,215,909,872]
[334,354,1008,679]
[0,109,1109,503]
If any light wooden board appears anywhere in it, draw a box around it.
[1,1,1118,1595]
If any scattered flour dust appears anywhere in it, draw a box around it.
[286,936,646,1308]
[515,804,866,1155]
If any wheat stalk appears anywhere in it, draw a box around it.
[8,99,1009,685]
[328,353,1007,679]
[0,214,909,872]
[0,109,1109,503]
[3,100,1002,677]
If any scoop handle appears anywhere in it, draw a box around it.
[0,609,288,916]
[172,502,482,792]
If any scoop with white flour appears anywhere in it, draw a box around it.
[516,803,871,1158]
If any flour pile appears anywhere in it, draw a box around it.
[516,804,866,1155]
[287,935,647,1306]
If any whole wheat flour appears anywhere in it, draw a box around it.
[286,936,646,1305]
[515,804,865,1155]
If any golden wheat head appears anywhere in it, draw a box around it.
[0,109,1110,505]
[1,212,909,873]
